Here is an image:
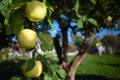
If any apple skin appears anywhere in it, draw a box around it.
[18,29,37,49]
[25,1,47,22]
[22,61,42,78]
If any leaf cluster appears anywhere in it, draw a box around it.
[35,52,66,80]
[0,0,54,35]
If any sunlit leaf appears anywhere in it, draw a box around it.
[48,19,54,30]
[76,12,82,19]
[74,0,82,19]
[38,32,54,52]
[0,0,9,17]
[74,0,79,12]
[50,64,57,72]
[4,18,9,26]
[77,20,83,28]
[44,71,53,80]
[56,69,66,79]
[45,2,54,30]
[53,73,62,80]
[44,52,54,60]
[82,15,87,22]
[45,2,54,12]
[90,0,96,5]
[10,76,20,80]
[0,0,8,11]
[87,18,97,26]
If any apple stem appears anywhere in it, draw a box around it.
[32,51,35,59]
[32,48,36,59]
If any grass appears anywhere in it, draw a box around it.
[72,54,120,80]
[0,52,120,80]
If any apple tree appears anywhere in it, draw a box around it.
[0,0,64,80]
[48,0,120,80]
[0,0,120,80]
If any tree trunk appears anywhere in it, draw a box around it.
[65,29,96,80]
[61,26,68,63]
[53,25,68,68]
[53,13,96,79]
[53,34,63,64]
[65,53,87,80]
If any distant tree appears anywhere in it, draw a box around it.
[101,34,120,54]
[72,34,83,48]
[89,38,102,53]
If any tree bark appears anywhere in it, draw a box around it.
[65,29,96,80]
[53,34,63,64]
[53,16,69,68]
[61,25,68,63]
[65,53,87,80]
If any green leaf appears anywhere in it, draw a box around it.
[38,32,53,52]
[53,73,62,80]
[0,0,9,17]
[45,2,54,30]
[76,11,82,19]
[7,5,25,35]
[0,0,8,11]
[26,59,35,72]
[87,18,97,26]
[50,64,57,71]
[36,55,50,72]
[77,20,83,28]
[48,19,54,30]
[44,71,53,80]
[44,52,54,60]
[10,77,20,80]
[9,0,27,11]
[74,0,82,19]
[43,1,54,30]
[74,0,79,12]
[82,15,87,22]
[90,0,96,5]
[56,69,66,79]
[45,2,54,12]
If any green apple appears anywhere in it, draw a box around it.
[22,60,42,78]
[18,29,37,49]
[25,1,47,22]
